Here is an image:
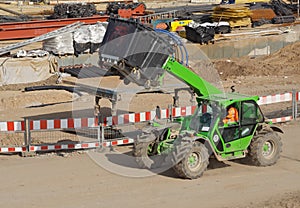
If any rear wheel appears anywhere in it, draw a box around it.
[248,132,282,166]
[173,141,209,179]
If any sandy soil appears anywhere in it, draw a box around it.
[0,121,299,208]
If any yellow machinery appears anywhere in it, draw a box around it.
[169,20,193,32]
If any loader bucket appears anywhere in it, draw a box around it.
[99,17,174,87]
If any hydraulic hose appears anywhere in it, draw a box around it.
[154,29,189,66]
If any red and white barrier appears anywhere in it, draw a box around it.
[0,92,296,132]
[0,146,26,153]
[257,92,292,105]
[103,106,197,126]
[0,121,23,132]
[0,106,197,132]
[0,92,297,133]
[266,116,293,124]
[30,138,134,152]
[0,138,134,153]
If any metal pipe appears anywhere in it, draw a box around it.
[24,85,83,96]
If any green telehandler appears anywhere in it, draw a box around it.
[99,17,283,179]
[133,57,283,179]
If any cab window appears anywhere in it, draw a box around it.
[241,101,263,125]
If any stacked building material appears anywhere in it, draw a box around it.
[43,22,107,55]
[248,1,295,27]
[43,33,74,55]
[212,5,252,27]
[74,22,107,55]
[48,3,97,19]
[250,9,276,27]
[185,25,215,45]
[270,0,296,24]
[185,21,230,44]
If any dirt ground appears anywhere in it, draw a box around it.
[0,41,299,208]
[0,2,299,207]
[0,121,299,208]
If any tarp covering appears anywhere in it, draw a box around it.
[43,33,74,55]
[0,55,57,86]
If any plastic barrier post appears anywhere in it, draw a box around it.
[25,118,30,149]
[295,91,298,119]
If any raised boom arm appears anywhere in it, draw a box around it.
[162,57,222,97]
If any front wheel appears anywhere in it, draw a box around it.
[173,141,209,179]
[248,132,282,166]
[134,140,167,169]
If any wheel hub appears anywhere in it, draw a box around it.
[187,152,201,170]
[262,141,275,158]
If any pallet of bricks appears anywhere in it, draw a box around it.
[212,5,252,28]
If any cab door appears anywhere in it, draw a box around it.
[216,102,241,153]
[217,100,264,152]
[239,100,264,149]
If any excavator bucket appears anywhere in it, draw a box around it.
[99,17,174,87]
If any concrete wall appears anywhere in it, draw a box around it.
[196,25,300,59]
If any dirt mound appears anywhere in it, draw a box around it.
[0,74,59,91]
[213,41,300,79]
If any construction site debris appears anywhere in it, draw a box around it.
[24,85,83,96]
[74,22,107,55]
[249,8,276,27]
[270,0,295,16]
[43,22,107,56]
[248,0,296,27]
[106,2,146,17]
[153,4,216,14]
[249,8,276,22]
[16,49,49,58]
[189,21,231,34]
[0,15,25,23]
[272,15,296,24]
[121,2,146,18]
[184,21,230,44]
[0,55,56,86]
[185,25,215,44]
[43,33,74,55]
[186,14,213,24]
[61,65,114,78]
[0,21,83,56]
[213,5,252,27]
[49,3,97,19]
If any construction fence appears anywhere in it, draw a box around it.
[0,90,299,155]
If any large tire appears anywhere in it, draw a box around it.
[173,141,209,179]
[248,132,282,166]
[134,141,165,169]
